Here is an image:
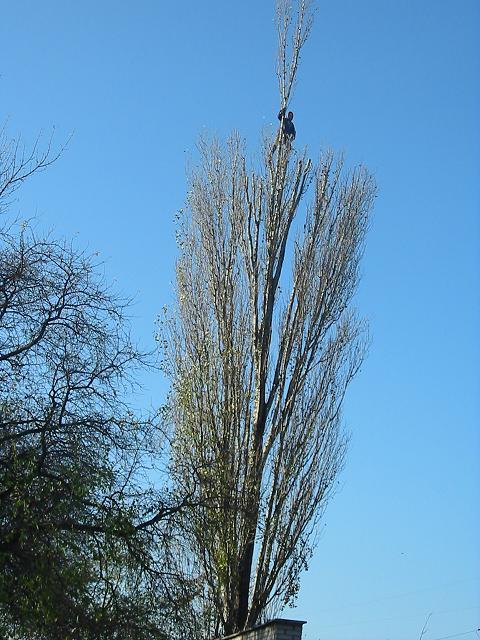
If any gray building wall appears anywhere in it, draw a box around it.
[220,619,306,640]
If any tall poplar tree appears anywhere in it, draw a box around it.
[163,1,376,635]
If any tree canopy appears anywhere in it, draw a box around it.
[0,130,192,640]
[162,1,376,635]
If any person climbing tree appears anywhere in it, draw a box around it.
[272,107,296,153]
[278,107,296,141]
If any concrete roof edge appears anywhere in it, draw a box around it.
[220,618,307,640]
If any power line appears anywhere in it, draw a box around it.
[428,630,479,640]
[316,605,479,630]
[313,576,480,614]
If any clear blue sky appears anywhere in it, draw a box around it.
[1,1,479,639]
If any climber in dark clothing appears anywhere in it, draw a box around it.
[272,108,296,154]
[278,107,296,141]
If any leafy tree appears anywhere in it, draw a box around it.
[0,129,191,640]
[162,1,376,635]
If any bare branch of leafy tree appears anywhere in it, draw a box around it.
[0,124,71,212]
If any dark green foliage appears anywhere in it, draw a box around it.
[0,133,191,640]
